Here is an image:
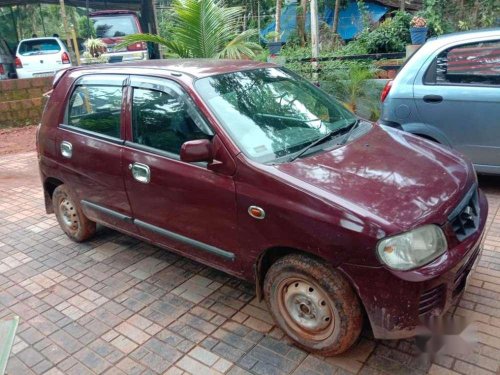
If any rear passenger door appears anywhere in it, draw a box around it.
[57,74,138,235]
[414,39,500,169]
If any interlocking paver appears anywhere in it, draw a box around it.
[1,152,500,375]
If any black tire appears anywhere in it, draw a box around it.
[264,254,362,356]
[52,185,96,242]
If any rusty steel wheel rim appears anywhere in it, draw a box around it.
[277,277,336,341]
[59,198,79,233]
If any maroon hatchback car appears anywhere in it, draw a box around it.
[37,60,487,355]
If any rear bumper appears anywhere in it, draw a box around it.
[16,67,69,79]
[340,189,488,340]
[101,50,148,62]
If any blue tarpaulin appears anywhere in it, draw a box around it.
[260,0,389,42]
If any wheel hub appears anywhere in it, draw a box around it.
[59,198,78,231]
[282,280,333,334]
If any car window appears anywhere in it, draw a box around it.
[428,40,500,86]
[92,15,138,38]
[132,88,211,155]
[18,39,61,56]
[67,85,122,138]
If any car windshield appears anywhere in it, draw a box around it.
[195,68,356,163]
[18,39,61,56]
[92,15,138,38]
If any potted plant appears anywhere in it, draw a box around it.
[410,16,428,45]
[266,31,285,55]
[81,38,108,65]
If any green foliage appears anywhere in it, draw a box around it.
[0,4,93,48]
[358,11,412,53]
[421,0,499,35]
[78,16,96,39]
[119,0,262,59]
[420,0,451,35]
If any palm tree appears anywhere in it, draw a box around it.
[328,65,376,114]
[118,0,262,59]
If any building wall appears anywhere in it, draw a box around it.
[0,77,52,129]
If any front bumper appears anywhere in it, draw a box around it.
[340,189,488,340]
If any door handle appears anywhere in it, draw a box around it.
[129,162,150,183]
[60,141,72,158]
[423,95,443,103]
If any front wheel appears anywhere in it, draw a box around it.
[52,185,96,242]
[264,254,362,355]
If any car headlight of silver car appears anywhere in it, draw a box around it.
[377,225,447,270]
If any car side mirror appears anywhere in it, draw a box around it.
[180,139,213,163]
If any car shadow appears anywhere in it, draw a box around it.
[478,174,500,195]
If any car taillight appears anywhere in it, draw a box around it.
[127,42,147,51]
[0,64,4,75]
[15,57,22,69]
[61,52,70,64]
[380,80,393,103]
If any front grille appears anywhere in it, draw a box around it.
[453,247,480,298]
[448,184,479,241]
[418,284,446,316]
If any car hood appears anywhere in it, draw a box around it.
[272,124,474,234]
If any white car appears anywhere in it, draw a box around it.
[15,37,72,79]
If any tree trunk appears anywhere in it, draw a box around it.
[257,1,261,38]
[332,0,340,33]
[30,5,37,36]
[274,0,282,42]
[59,0,73,55]
[399,0,405,11]
[297,0,307,46]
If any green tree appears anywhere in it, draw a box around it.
[119,0,262,59]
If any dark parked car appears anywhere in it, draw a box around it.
[0,38,15,80]
[38,60,487,355]
[380,29,500,175]
[87,10,148,62]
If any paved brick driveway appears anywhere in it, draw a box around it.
[1,152,499,375]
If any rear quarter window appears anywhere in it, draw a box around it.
[425,39,500,86]
[19,39,61,56]
[67,85,123,138]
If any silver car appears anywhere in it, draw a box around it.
[380,29,500,175]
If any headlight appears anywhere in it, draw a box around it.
[377,225,447,270]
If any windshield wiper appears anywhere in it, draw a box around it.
[338,119,360,146]
[287,118,360,163]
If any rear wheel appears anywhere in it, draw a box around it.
[53,185,96,242]
[264,254,362,355]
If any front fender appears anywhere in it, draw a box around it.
[400,123,453,147]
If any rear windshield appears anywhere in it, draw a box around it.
[92,15,138,38]
[18,39,61,56]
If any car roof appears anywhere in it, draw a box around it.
[427,28,500,46]
[90,10,138,16]
[19,37,61,43]
[70,59,276,79]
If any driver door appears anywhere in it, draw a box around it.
[122,76,240,272]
